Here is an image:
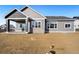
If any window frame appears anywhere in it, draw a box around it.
[64,23,71,29]
[20,23,22,28]
[33,21,41,28]
[48,22,58,29]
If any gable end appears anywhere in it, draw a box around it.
[21,6,46,19]
[5,9,26,19]
[5,9,17,19]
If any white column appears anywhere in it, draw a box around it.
[25,18,31,33]
[74,21,75,32]
[43,19,45,33]
[28,21,30,33]
[25,19,28,33]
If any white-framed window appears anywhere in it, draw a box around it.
[35,21,41,28]
[19,23,25,31]
[50,24,57,28]
[32,21,41,28]
[48,22,58,29]
[64,23,71,29]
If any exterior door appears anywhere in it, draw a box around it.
[16,23,27,32]
[20,23,25,32]
[30,21,33,33]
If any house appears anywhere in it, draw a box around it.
[73,16,79,31]
[46,16,75,32]
[0,24,15,32]
[5,6,77,33]
[5,6,46,33]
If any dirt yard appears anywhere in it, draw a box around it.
[0,32,79,54]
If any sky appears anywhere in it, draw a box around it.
[0,5,79,25]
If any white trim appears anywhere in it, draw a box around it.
[64,23,71,29]
[35,20,42,22]
[7,17,28,20]
[31,18,46,19]
[7,18,27,19]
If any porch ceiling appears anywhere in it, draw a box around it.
[9,19,26,23]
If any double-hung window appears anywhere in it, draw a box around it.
[49,23,57,29]
[33,21,41,28]
[65,23,71,28]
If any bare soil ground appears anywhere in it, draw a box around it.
[0,32,79,54]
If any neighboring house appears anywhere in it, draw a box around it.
[0,24,15,32]
[5,6,78,33]
[73,16,79,31]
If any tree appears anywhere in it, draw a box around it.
[0,24,15,32]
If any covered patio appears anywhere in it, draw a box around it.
[5,9,31,33]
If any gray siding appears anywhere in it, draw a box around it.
[58,21,74,31]
[15,18,45,33]
[46,20,74,32]
[32,19,45,33]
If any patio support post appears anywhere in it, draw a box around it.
[25,19,28,33]
[6,19,10,32]
[28,19,30,33]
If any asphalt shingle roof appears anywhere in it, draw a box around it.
[45,16,75,21]
[46,16,72,19]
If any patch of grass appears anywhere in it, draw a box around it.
[0,32,79,53]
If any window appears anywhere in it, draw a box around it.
[34,21,41,28]
[50,24,54,28]
[20,24,22,28]
[35,22,37,28]
[65,24,71,28]
[38,22,41,28]
[55,24,57,28]
[48,24,49,28]
[49,23,57,28]
[22,27,24,31]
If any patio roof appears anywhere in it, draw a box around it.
[5,9,26,19]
